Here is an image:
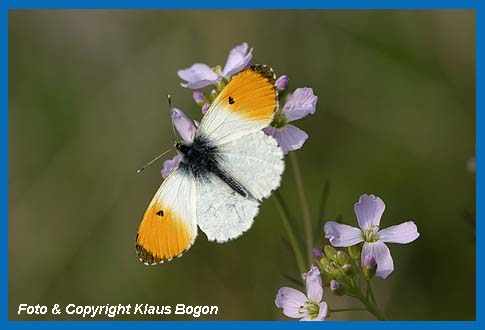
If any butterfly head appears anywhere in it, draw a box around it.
[175,140,189,155]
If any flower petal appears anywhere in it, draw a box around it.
[362,241,394,279]
[305,266,323,303]
[222,42,253,77]
[263,124,308,154]
[201,103,210,113]
[324,221,363,247]
[192,90,206,104]
[171,108,196,143]
[161,154,181,179]
[316,302,328,320]
[362,255,377,269]
[281,88,318,122]
[379,221,420,244]
[354,194,385,230]
[177,63,219,89]
[275,75,289,91]
[275,287,307,319]
[312,248,324,259]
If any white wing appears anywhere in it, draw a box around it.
[197,65,278,145]
[196,131,284,243]
[217,130,284,201]
[192,66,283,243]
[136,168,198,264]
[196,173,259,243]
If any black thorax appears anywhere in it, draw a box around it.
[176,135,249,198]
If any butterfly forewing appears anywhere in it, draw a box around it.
[197,65,278,145]
[136,168,197,264]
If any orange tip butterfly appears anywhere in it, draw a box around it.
[136,65,285,265]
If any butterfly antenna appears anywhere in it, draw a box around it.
[137,149,173,174]
[168,94,177,139]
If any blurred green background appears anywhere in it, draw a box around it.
[8,10,475,320]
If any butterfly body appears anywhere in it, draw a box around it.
[176,135,250,198]
[136,65,284,265]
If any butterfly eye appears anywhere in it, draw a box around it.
[228,96,235,105]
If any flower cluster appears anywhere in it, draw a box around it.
[161,42,318,178]
[275,194,420,321]
[275,266,328,321]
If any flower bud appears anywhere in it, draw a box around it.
[363,255,377,280]
[210,89,218,100]
[275,75,289,91]
[316,256,330,271]
[312,248,324,259]
[201,103,210,113]
[330,280,344,296]
[342,264,355,277]
[324,245,338,262]
[329,261,340,276]
[192,91,206,105]
[325,262,340,278]
[337,251,352,266]
[348,244,362,260]
[212,65,222,76]
[171,108,196,143]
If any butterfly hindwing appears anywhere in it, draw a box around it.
[197,65,278,145]
[196,173,259,243]
[217,130,284,201]
[195,131,284,243]
[136,168,197,264]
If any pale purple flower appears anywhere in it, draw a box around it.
[201,103,210,113]
[363,255,377,269]
[275,75,289,91]
[161,109,198,179]
[161,154,182,179]
[171,108,196,144]
[330,280,339,291]
[192,91,206,105]
[177,63,220,89]
[275,266,328,321]
[221,42,253,77]
[264,88,317,154]
[177,42,253,89]
[312,248,324,259]
[324,194,420,279]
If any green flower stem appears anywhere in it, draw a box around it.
[345,280,385,320]
[354,284,386,321]
[273,191,307,275]
[368,281,378,307]
[357,294,386,320]
[289,152,313,265]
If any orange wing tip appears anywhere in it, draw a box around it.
[136,241,164,265]
[135,235,194,266]
[249,64,276,86]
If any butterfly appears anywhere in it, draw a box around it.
[136,65,285,265]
